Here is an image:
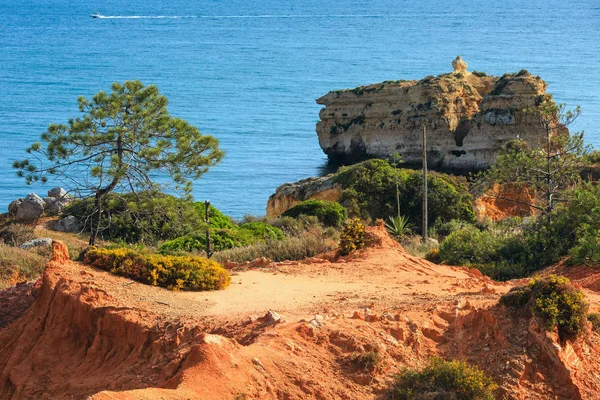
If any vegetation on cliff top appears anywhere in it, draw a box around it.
[14,80,223,245]
[282,199,347,227]
[333,159,475,231]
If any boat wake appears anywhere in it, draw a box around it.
[96,15,192,19]
[92,14,397,20]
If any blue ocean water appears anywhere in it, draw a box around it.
[1,0,599,218]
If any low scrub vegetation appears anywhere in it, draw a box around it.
[500,275,588,341]
[282,199,347,227]
[0,218,36,247]
[350,351,380,372]
[213,227,338,263]
[392,357,497,400]
[159,222,284,254]
[434,183,600,280]
[588,313,600,331]
[84,247,230,291]
[334,159,475,230]
[0,243,49,289]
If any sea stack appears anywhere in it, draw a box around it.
[315,59,562,171]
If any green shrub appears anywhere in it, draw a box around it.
[334,159,474,231]
[194,203,234,229]
[530,275,588,341]
[437,224,530,281]
[438,225,497,265]
[213,227,339,263]
[282,200,347,227]
[84,247,230,291]
[499,285,533,309]
[393,357,497,400]
[500,275,589,341]
[433,219,473,239]
[159,222,284,254]
[340,218,367,255]
[238,222,285,241]
[588,313,600,331]
[64,192,207,244]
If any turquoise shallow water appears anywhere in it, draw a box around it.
[1,0,599,217]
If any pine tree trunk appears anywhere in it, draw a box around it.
[89,193,103,246]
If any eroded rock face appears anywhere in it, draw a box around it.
[316,66,560,171]
[266,175,342,217]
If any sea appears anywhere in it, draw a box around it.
[1,0,599,218]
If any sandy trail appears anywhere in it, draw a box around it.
[58,226,507,325]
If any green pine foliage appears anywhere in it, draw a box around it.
[14,81,223,245]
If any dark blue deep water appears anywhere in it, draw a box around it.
[1,0,599,217]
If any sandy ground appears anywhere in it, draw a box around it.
[59,227,507,325]
[3,226,600,399]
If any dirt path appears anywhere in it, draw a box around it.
[58,225,508,325]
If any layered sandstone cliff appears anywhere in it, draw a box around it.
[266,175,341,217]
[316,61,556,170]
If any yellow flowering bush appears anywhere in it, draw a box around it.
[84,247,230,291]
[339,218,367,255]
[499,274,589,341]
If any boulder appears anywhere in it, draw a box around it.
[8,199,23,216]
[264,310,283,325]
[54,216,82,233]
[15,194,45,222]
[43,197,65,216]
[47,187,68,199]
[20,238,52,250]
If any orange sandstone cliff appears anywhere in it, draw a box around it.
[1,237,600,399]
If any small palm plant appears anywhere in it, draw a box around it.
[385,215,413,240]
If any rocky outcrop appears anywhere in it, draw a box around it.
[316,59,562,170]
[266,175,342,217]
[8,187,70,221]
[19,238,53,250]
[53,216,82,233]
[13,194,45,222]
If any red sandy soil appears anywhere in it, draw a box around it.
[1,228,600,399]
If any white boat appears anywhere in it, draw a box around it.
[90,12,103,18]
